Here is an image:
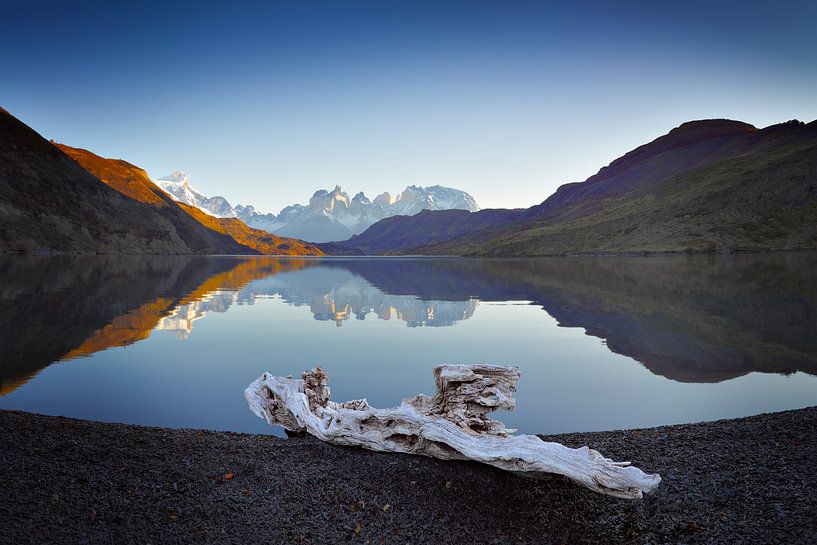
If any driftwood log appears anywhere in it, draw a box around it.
[245,365,660,499]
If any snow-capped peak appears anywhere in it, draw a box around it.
[154,171,236,218]
[152,173,478,241]
[159,170,190,186]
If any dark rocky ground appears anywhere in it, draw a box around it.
[1,407,814,545]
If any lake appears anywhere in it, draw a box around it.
[1,254,816,436]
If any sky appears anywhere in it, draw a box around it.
[2,1,816,213]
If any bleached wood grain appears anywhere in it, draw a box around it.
[246,365,660,499]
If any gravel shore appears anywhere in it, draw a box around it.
[1,408,815,544]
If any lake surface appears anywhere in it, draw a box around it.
[1,254,816,436]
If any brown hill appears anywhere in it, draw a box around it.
[56,145,174,207]
[0,107,239,254]
[177,202,323,256]
[59,144,322,256]
[454,119,817,256]
[330,119,817,256]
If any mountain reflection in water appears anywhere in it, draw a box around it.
[1,254,816,399]
[155,268,478,338]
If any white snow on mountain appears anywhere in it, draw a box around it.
[156,268,477,338]
[153,171,479,242]
[268,184,479,242]
[154,171,236,218]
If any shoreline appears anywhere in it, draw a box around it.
[2,407,815,544]
[3,248,817,258]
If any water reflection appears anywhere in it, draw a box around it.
[244,268,478,327]
[156,268,479,335]
[0,257,308,393]
[323,256,817,382]
[156,291,240,339]
[1,253,816,397]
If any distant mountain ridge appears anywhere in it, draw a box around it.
[0,106,322,255]
[157,171,235,218]
[4,106,815,256]
[58,147,323,256]
[326,118,817,256]
[154,175,479,242]
[0,107,238,255]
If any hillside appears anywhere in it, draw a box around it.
[0,106,322,255]
[176,202,323,256]
[321,208,524,254]
[330,119,817,256]
[59,145,323,256]
[0,107,238,254]
[457,120,817,256]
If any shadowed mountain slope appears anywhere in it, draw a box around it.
[0,107,322,255]
[58,145,323,256]
[177,202,323,256]
[0,107,237,254]
[327,119,817,256]
[320,208,524,254]
[452,120,817,256]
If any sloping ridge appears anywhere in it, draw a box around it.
[463,119,817,255]
[54,144,256,254]
[0,108,258,254]
[175,202,323,256]
[0,107,206,254]
[321,207,525,254]
[0,106,322,255]
[337,118,817,256]
[58,144,323,256]
[531,119,759,212]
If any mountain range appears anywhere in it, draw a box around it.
[2,106,816,256]
[0,107,322,255]
[325,119,817,256]
[155,173,479,243]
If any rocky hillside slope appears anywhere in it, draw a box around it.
[331,119,817,256]
[61,145,322,256]
[320,208,524,254]
[0,107,321,255]
[0,108,231,254]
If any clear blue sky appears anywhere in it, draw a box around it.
[2,1,815,212]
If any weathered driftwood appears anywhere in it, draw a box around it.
[245,365,661,499]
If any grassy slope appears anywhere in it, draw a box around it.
[56,145,173,207]
[411,122,817,256]
[178,203,323,256]
[59,145,323,256]
[0,108,202,254]
[56,145,254,254]
[320,208,524,254]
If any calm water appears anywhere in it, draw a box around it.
[1,254,816,436]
